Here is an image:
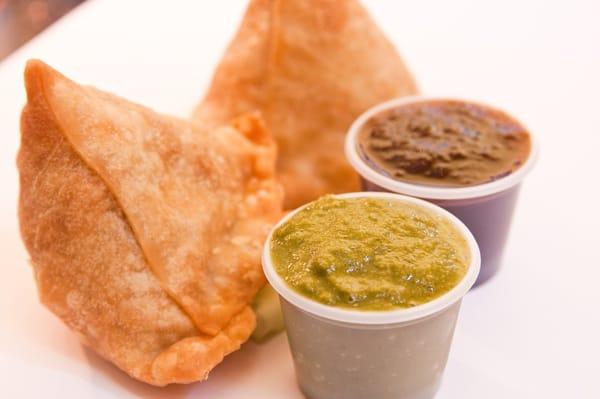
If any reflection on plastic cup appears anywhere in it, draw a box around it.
[263,192,481,399]
[346,97,539,286]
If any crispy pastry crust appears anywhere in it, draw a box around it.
[194,0,418,209]
[18,60,283,385]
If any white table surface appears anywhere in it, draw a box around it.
[1,0,598,397]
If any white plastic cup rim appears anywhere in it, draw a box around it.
[262,192,481,326]
[344,96,540,201]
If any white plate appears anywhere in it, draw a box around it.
[1,0,599,397]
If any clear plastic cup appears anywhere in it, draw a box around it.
[345,97,539,285]
[262,192,481,399]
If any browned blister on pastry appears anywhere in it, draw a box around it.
[17,60,283,385]
[194,0,418,209]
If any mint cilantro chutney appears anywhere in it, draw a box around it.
[270,196,470,310]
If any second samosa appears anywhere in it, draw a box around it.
[194,0,418,209]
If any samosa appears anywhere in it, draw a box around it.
[18,60,283,385]
[194,0,418,209]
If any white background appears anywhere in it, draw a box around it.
[0,0,598,397]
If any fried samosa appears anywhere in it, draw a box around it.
[194,0,418,209]
[17,60,283,385]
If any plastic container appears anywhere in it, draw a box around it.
[345,96,539,285]
[262,192,481,399]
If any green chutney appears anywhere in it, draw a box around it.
[270,196,470,310]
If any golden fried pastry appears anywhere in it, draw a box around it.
[17,60,283,385]
[194,0,418,209]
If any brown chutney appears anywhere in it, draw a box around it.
[357,100,531,187]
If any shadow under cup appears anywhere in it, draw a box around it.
[346,97,539,286]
